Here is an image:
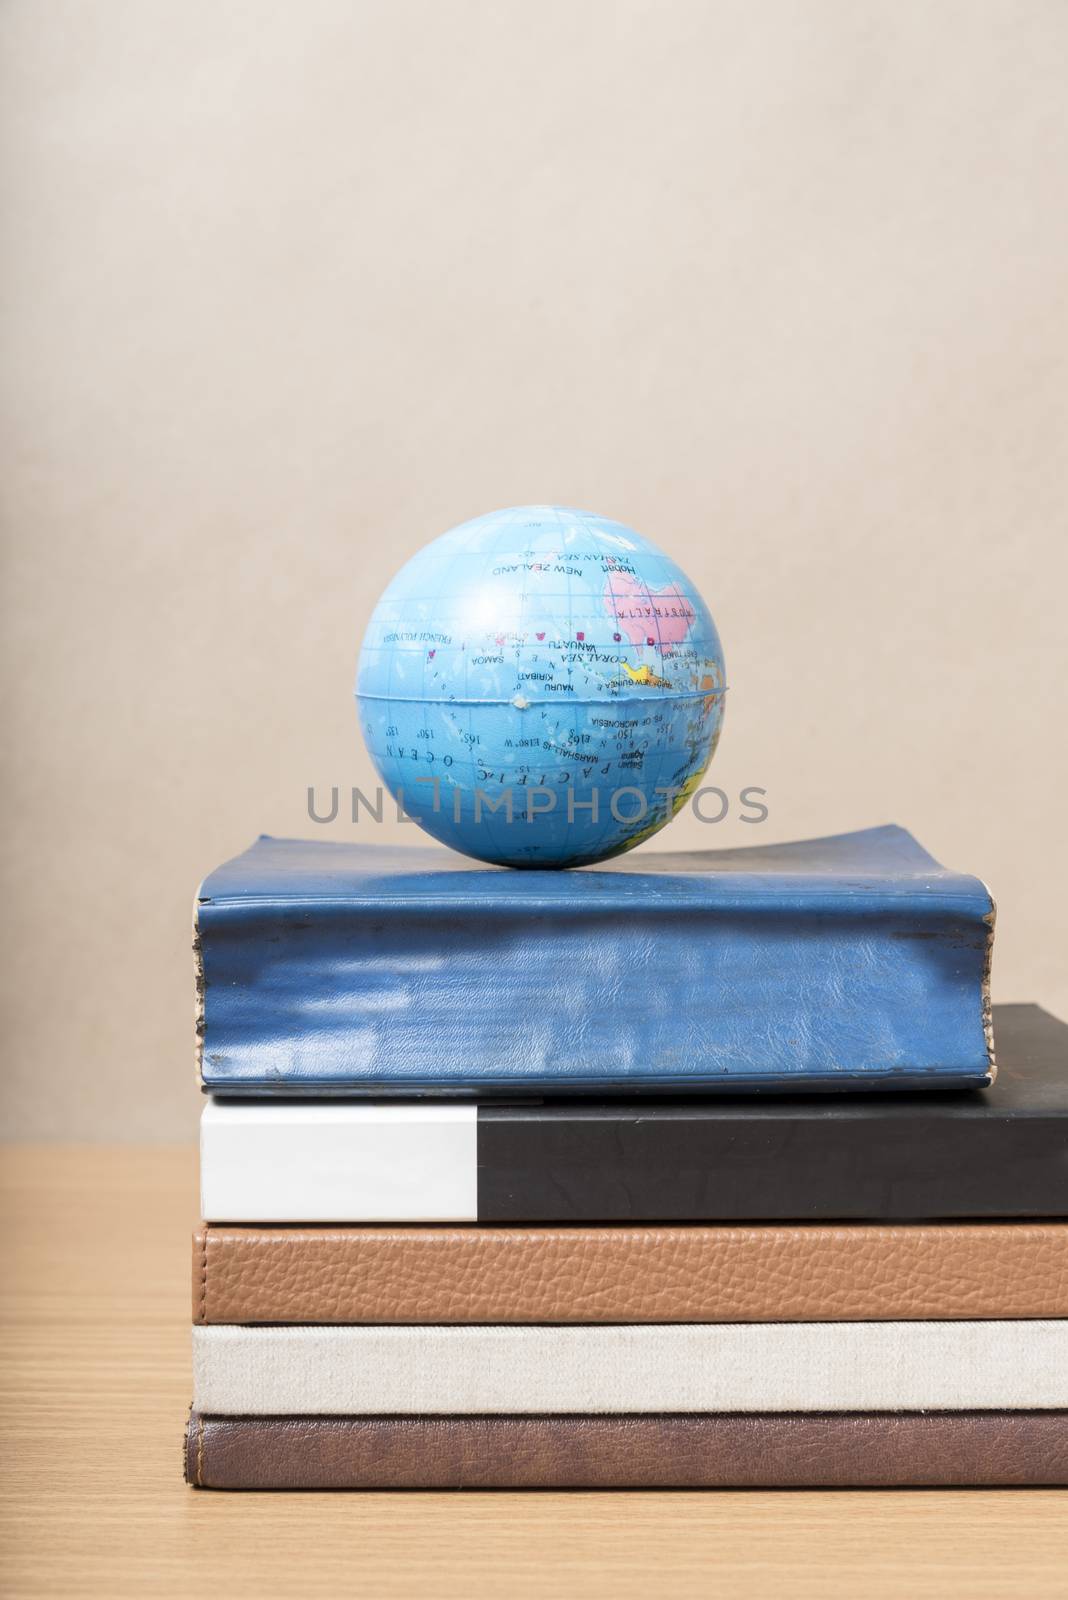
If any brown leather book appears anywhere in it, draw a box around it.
[193,1222,1068,1324]
[185,1411,1068,1488]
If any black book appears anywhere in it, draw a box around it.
[202,1005,1067,1223]
[477,1004,1068,1221]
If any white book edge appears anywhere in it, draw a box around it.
[199,1098,478,1222]
[192,1321,1068,1415]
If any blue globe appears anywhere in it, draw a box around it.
[356,505,727,867]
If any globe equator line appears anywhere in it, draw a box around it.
[356,688,729,705]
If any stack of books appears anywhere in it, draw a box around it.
[185,826,1068,1488]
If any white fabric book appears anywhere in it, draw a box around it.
[192,1321,1068,1415]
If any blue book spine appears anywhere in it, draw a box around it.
[194,826,995,1095]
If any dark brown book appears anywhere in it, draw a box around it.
[185,1411,1068,1489]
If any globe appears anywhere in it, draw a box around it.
[355,505,727,868]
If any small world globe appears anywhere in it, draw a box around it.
[356,505,727,868]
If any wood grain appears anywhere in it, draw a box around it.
[1,1145,1065,1599]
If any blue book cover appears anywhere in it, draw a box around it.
[195,825,995,1095]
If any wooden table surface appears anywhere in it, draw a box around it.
[1,1145,1065,1599]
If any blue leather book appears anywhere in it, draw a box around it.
[195,825,995,1095]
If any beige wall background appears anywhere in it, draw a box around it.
[2,1,1066,1138]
